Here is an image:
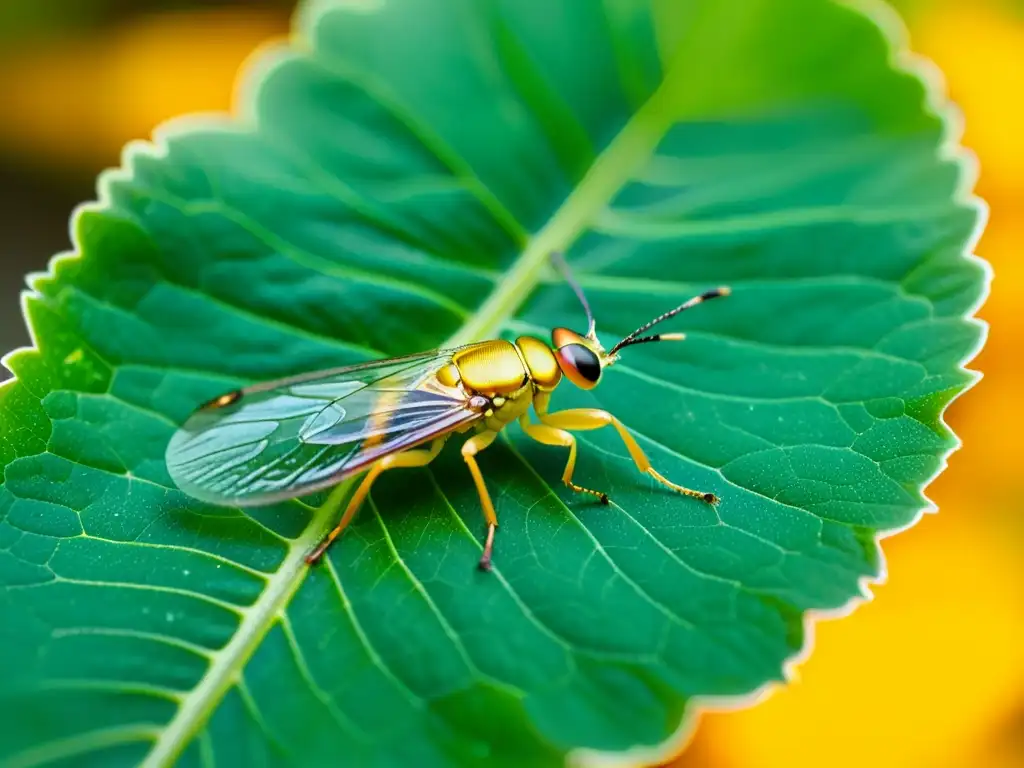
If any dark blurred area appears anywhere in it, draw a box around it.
[0,0,295,367]
[0,160,80,357]
[0,1,1020,766]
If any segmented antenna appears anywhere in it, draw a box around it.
[550,251,596,338]
[609,287,731,355]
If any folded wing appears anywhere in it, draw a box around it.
[165,350,483,507]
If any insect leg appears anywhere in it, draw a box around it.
[306,439,445,565]
[538,408,719,505]
[518,414,609,504]
[461,430,500,571]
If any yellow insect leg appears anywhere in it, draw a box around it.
[539,408,719,505]
[306,439,445,565]
[461,430,500,571]
[518,414,609,504]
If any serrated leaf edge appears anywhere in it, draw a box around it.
[0,1,992,766]
[567,2,992,766]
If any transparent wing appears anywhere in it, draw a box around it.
[165,349,484,507]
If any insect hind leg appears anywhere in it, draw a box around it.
[306,438,445,565]
[461,430,500,571]
[518,415,609,504]
[539,408,719,505]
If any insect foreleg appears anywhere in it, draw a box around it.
[518,414,609,504]
[537,408,719,506]
[306,438,446,565]
[461,430,500,571]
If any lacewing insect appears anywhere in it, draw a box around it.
[165,254,730,571]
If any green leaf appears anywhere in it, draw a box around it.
[0,0,989,765]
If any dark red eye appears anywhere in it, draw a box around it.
[556,343,601,389]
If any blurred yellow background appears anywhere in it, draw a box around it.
[670,2,1024,766]
[0,1,1018,766]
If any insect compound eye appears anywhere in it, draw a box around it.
[556,343,602,390]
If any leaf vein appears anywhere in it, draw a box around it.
[366,496,526,700]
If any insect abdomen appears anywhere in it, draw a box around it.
[453,340,529,395]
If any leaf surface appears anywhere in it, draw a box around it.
[0,0,988,766]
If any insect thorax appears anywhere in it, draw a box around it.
[450,340,527,395]
[515,335,561,390]
[445,336,562,395]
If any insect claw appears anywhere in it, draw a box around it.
[565,480,609,504]
[305,539,331,565]
[478,522,496,572]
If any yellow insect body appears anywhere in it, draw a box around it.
[515,335,562,390]
[165,253,730,571]
[445,337,562,434]
[451,339,528,394]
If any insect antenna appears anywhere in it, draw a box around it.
[609,286,731,356]
[550,251,597,339]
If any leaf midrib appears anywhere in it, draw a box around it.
[142,62,682,768]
